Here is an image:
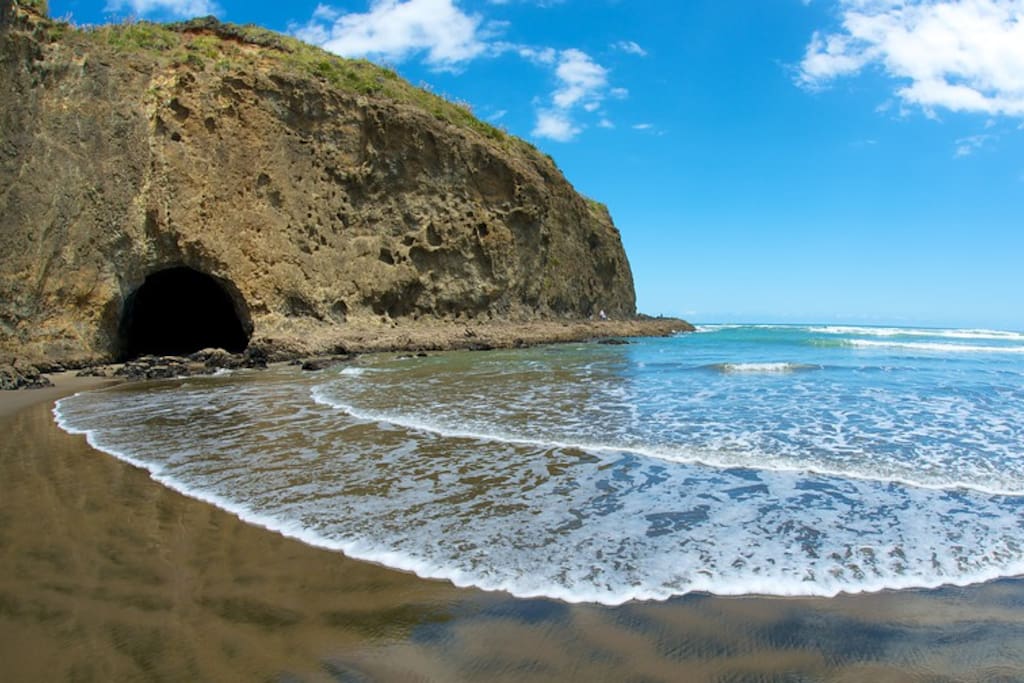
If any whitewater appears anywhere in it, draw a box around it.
[54,324,1024,605]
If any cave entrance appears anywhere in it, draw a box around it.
[118,267,251,359]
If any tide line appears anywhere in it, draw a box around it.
[308,385,1024,497]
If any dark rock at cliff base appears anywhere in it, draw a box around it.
[0,4,642,366]
[184,346,266,369]
[101,344,271,380]
[189,347,242,369]
[300,355,354,371]
[76,366,116,378]
[596,338,632,345]
[0,361,53,390]
[243,346,269,369]
[114,356,195,381]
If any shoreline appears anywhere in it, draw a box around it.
[3,353,1024,679]
[1,316,692,404]
[31,367,1024,606]
[0,371,122,419]
[287,316,694,355]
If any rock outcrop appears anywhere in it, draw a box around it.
[0,360,53,389]
[1,3,643,365]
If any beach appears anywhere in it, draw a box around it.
[3,356,1024,682]
[4,1,1021,678]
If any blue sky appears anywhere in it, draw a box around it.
[50,0,1024,330]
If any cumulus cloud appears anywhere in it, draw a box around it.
[532,49,611,141]
[552,49,608,108]
[297,2,623,142]
[488,0,565,5]
[532,110,580,141]
[293,0,486,67]
[613,40,648,56]
[798,0,1024,118]
[514,45,558,64]
[105,0,217,17]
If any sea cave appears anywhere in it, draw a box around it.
[118,266,251,359]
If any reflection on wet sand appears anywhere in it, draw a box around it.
[1,401,1023,682]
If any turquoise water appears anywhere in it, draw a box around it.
[55,324,1024,604]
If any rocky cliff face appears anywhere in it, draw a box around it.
[0,4,637,364]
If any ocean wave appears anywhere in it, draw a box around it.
[309,384,1024,496]
[694,324,793,334]
[845,339,1024,354]
[705,362,821,374]
[809,325,1024,342]
[54,382,1024,606]
[49,331,1024,606]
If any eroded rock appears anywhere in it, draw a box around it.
[0,361,53,389]
[0,5,639,366]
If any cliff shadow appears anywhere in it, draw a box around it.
[117,267,252,359]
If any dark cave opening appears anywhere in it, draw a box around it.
[118,267,250,359]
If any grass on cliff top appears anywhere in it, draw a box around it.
[63,15,536,156]
[15,0,48,15]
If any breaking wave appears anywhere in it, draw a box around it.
[52,324,1024,604]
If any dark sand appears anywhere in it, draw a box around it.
[2,384,1023,682]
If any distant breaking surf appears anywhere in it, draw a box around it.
[52,325,1024,604]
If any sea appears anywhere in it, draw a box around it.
[54,323,1024,606]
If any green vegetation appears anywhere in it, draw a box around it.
[40,19,67,41]
[66,15,532,155]
[16,0,48,16]
[89,20,182,52]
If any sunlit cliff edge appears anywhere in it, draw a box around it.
[0,1,690,365]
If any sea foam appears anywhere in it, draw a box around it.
[845,339,1024,354]
[54,378,1024,604]
[809,325,1024,341]
[51,327,1024,604]
[707,362,820,373]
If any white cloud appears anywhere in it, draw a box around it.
[552,49,608,109]
[798,0,1024,118]
[954,132,994,156]
[613,40,648,57]
[312,4,340,21]
[488,0,565,5]
[532,110,580,141]
[514,45,558,64]
[293,0,486,67]
[105,0,217,17]
[598,118,615,129]
[532,49,612,141]
[632,123,653,130]
[296,2,624,143]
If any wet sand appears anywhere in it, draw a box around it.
[0,372,122,419]
[2,386,1023,681]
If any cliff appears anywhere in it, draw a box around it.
[1,3,653,365]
